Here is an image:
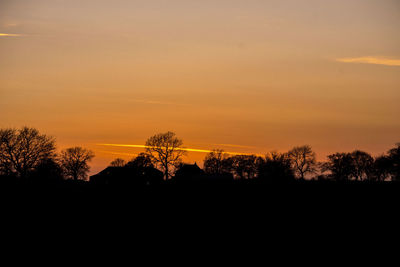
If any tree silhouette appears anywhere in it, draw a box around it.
[145,132,186,180]
[110,158,126,167]
[0,127,56,178]
[60,147,95,181]
[372,155,392,181]
[388,143,400,181]
[230,154,259,179]
[350,150,374,181]
[126,153,154,169]
[257,151,294,182]
[288,145,317,179]
[30,158,64,183]
[324,151,374,181]
[203,149,229,175]
[323,153,354,181]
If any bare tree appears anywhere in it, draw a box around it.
[110,158,126,167]
[203,149,229,175]
[230,154,259,179]
[350,150,374,181]
[60,147,94,181]
[0,127,56,178]
[145,132,186,180]
[288,145,317,179]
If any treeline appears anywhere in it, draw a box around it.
[0,127,94,182]
[1,127,399,185]
[203,146,400,182]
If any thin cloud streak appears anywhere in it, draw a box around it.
[0,33,22,37]
[336,56,400,66]
[97,143,253,156]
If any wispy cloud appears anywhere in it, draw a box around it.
[0,33,22,37]
[336,56,400,67]
[97,143,252,156]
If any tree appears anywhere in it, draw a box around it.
[288,145,317,179]
[60,147,94,181]
[126,153,162,185]
[372,155,392,182]
[323,153,354,181]
[323,151,374,181]
[203,149,229,175]
[145,132,186,180]
[388,143,400,181]
[257,151,294,182]
[30,158,64,183]
[0,127,56,178]
[126,153,154,169]
[230,154,259,179]
[350,150,374,181]
[110,158,126,167]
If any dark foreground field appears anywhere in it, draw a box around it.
[2,179,400,206]
[2,178,398,257]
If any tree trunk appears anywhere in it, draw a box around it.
[164,164,169,180]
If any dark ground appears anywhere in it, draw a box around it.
[1,178,398,261]
[2,179,399,209]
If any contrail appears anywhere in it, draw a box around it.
[0,33,22,37]
[97,143,253,156]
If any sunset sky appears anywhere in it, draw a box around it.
[1,0,399,174]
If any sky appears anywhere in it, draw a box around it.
[1,0,399,174]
